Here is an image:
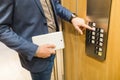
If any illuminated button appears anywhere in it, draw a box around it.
[92,32,95,35]
[99,38,103,42]
[92,36,95,39]
[92,23,96,26]
[94,27,96,31]
[91,40,95,44]
[92,27,96,31]
[98,52,102,56]
[100,29,104,33]
[99,48,103,51]
[99,42,103,46]
[100,33,104,37]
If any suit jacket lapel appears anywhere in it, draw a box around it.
[50,0,57,15]
[34,0,45,17]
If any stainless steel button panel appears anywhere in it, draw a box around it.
[86,22,107,61]
[86,0,111,61]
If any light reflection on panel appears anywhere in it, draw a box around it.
[87,0,111,31]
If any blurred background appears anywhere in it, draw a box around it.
[0,42,32,80]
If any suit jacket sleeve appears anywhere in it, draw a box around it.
[53,0,72,22]
[0,0,38,61]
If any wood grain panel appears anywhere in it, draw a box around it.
[62,0,77,80]
[106,0,120,79]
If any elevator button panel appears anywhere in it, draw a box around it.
[86,22,107,61]
[86,0,111,61]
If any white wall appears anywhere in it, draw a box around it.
[0,42,32,80]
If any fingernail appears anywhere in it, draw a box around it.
[92,27,95,31]
[81,33,83,35]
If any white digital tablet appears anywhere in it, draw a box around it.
[32,31,65,50]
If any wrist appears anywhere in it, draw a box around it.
[34,47,40,57]
[70,13,78,23]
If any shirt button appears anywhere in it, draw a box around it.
[44,22,47,25]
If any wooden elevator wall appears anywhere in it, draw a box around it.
[62,0,120,80]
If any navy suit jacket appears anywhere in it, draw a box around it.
[0,0,72,72]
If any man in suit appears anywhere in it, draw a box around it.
[0,0,94,80]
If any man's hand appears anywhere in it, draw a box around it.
[71,17,95,35]
[35,44,56,58]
